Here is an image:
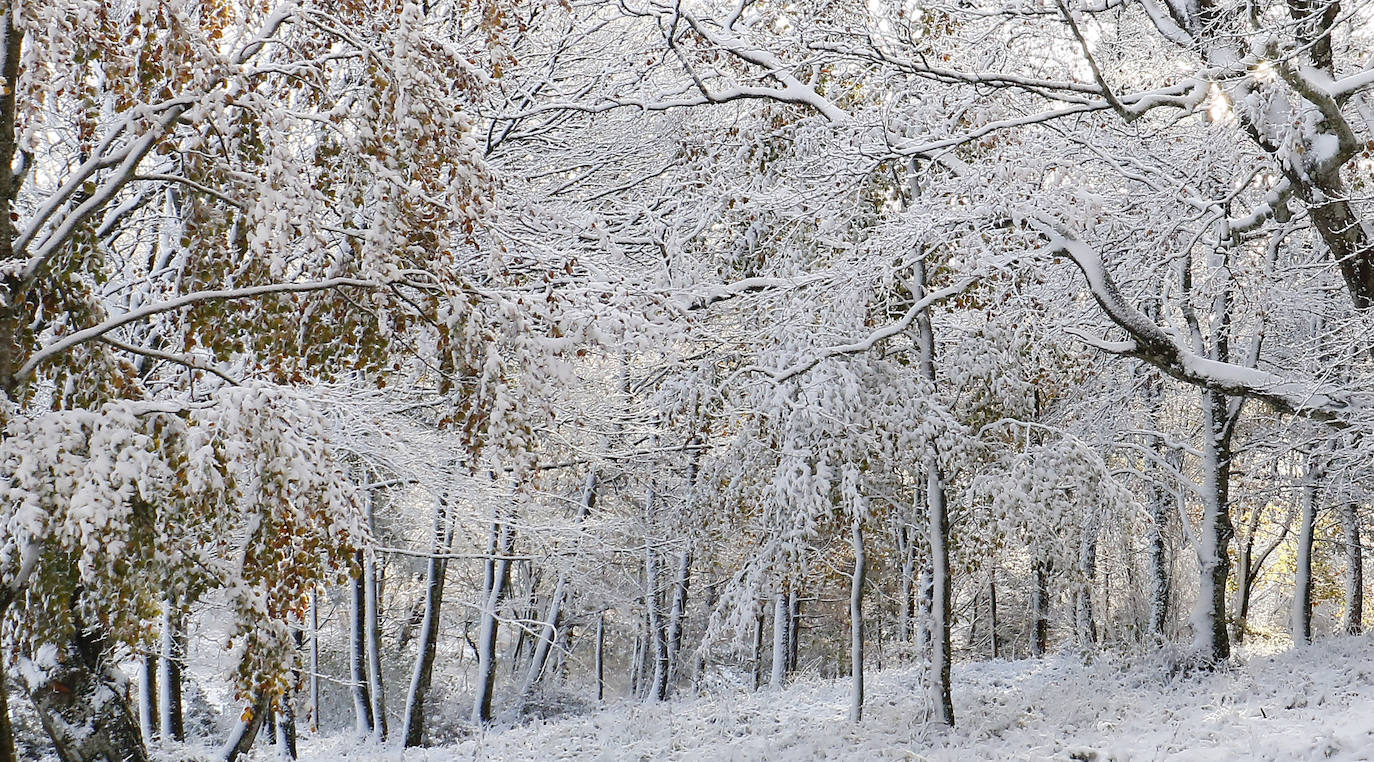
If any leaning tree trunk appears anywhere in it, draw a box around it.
[849,518,867,722]
[26,622,149,762]
[221,694,269,762]
[403,495,452,747]
[1342,500,1364,634]
[521,471,597,701]
[472,512,514,725]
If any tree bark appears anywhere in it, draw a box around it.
[849,519,867,722]
[1342,501,1364,634]
[769,591,788,689]
[1076,521,1098,647]
[0,644,12,762]
[594,612,606,702]
[138,654,157,745]
[1032,558,1051,657]
[665,548,692,691]
[472,512,514,725]
[1194,388,1237,662]
[308,592,320,734]
[350,554,374,736]
[1293,457,1319,645]
[158,603,185,742]
[26,624,149,762]
[521,471,597,701]
[403,495,452,747]
[364,548,387,739]
[221,695,269,762]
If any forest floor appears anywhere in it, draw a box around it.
[292,634,1374,761]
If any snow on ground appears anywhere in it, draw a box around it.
[293,635,1374,761]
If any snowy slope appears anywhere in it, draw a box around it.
[292,636,1374,762]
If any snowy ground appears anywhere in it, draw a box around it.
[289,636,1374,761]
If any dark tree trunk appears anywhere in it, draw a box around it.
[221,695,270,762]
[403,496,451,747]
[0,637,16,762]
[1343,501,1364,634]
[350,554,374,735]
[28,624,149,762]
[158,604,185,742]
[594,613,606,702]
[1032,558,1052,657]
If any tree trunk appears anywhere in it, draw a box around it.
[308,592,320,734]
[1076,521,1098,647]
[1343,501,1364,634]
[594,613,606,702]
[275,706,297,761]
[350,554,374,736]
[0,642,13,762]
[665,548,692,690]
[1293,458,1318,645]
[988,567,1000,659]
[26,624,149,762]
[769,591,788,689]
[752,610,765,691]
[849,519,867,722]
[403,495,452,747]
[1032,558,1051,657]
[643,483,669,702]
[158,603,185,742]
[1149,480,1170,639]
[897,524,916,649]
[472,513,513,725]
[221,695,269,762]
[1194,389,1236,662]
[913,255,954,725]
[138,654,157,745]
[364,548,387,739]
[786,590,800,673]
[521,471,597,701]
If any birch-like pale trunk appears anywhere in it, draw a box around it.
[849,519,867,722]
[403,494,452,747]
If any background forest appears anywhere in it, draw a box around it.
[1,0,1373,759]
